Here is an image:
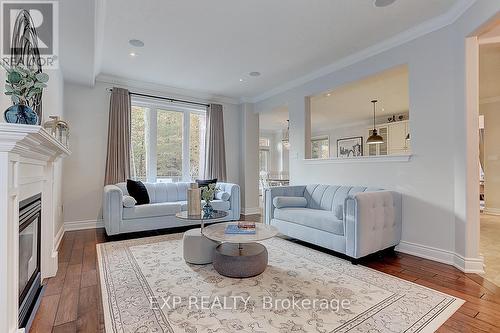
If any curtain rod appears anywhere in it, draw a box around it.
[107,88,210,107]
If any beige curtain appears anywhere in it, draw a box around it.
[204,104,227,181]
[104,87,131,185]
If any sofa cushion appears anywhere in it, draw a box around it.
[274,207,344,235]
[126,179,150,205]
[123,202,181,219]
[179,200,230,212]
[273,196,307,209]
[215,191,230,201]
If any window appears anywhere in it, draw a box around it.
[130,98,206,182]
[311,136,329,159]
[259,137,270,173]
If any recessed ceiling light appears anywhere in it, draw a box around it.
[129,52,137,57]
[239,78,244,82]
[249,71,261,77]
[374,0,396,7]
[326,93,331,97]
[129,39,145,47]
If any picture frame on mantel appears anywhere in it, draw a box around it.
[337,137,363,158]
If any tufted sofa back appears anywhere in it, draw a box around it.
[304,184,381,212]
[115,182,191,203]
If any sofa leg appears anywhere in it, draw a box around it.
[350,258,359,265]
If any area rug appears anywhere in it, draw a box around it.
[97,233,464,333]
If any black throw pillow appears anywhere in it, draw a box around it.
[126,179,150,205]
[196,178,217,188]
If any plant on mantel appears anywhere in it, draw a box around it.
[1,61,49,125]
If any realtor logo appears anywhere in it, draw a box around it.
[1,1,58,68]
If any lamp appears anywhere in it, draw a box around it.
[367,100,384,145]
[282,120,290,148]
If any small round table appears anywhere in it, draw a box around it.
[202,222,279,278]
[176,210,228,265]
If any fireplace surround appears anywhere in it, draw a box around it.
[0,124,70,333]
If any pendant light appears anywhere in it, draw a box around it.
[367,100,384,145]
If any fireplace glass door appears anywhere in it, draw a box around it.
[19,220,39,299]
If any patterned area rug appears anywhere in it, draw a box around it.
[97,233,463,333]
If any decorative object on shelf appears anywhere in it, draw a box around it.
[8,9,45,121]
[201,183,219,216]
[1,63,49,125]
[43,116,69,147]
[282,120,290,149]
[187,183,201,216]
[337,137,363,158]
[388,114,406,123]
[367,100,384,145]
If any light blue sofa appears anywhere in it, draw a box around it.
[265,184,402,262]
[103,182,240,236]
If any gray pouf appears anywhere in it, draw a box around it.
[183,228,219,264]
[213,242,268,278]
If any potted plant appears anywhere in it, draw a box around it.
[1,62,49,125]
[201,183,219,216]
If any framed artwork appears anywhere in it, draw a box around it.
[337,137,363,158]
[311,136,329,159]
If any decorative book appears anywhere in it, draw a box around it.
[224,224,256,234]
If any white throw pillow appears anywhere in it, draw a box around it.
[123,195,137,208]
[215,191,230,201]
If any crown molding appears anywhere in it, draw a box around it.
[96,74,241,105]
[251,0,477,103]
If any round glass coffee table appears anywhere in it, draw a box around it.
[176,210,228,265]
[202,222,279,278]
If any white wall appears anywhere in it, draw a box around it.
[62,80,242,226]
[239,103,260,213]
[255,1,500,272]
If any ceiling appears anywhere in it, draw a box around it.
[60,0,464,101]
[260,65,409,132]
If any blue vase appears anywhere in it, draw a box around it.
[203,202,214,216]
[4,104,39,125]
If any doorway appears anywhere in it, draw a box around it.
[475,22,500,286]
[258,107,290,208]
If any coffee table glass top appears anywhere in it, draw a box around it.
[175,210,228,221]
[203,222,278,243]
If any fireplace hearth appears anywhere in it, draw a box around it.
[18,193,42,329]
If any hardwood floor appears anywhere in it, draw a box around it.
[30,215,500,333]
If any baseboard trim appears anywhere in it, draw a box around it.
[396,241,484,274]
[64,219,104,231]
[242,207,261,215]
[483,207,500,216]
[54,225,65,250]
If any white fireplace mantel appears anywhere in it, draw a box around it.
[0,123,71,333]
[0,123,70,159]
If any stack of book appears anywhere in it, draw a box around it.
[224,222,256,234]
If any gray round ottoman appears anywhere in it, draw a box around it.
[213,242,268,278]
[183,228,219,264]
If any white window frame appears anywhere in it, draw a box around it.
[131,97,207,182]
